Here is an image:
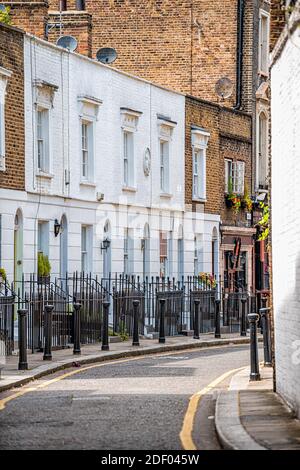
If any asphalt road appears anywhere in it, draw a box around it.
[0,344,262,450]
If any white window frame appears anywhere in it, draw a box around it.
[160,139,170,193]
[123,130,134,188]
[225,159,245,195]
[120,108,142,191]
[36,107,50,174]
[158,117,177,197]
[256,111,269,190]
[191,127,210,201]
[259,10,270,75]
[81,119,94,182]
[0,67,12,172]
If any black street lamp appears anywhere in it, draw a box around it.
[101,238,111,252]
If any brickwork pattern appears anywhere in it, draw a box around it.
[185,96,252,225]
[0,25,25,191]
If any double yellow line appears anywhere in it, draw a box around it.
[0,347,247,451]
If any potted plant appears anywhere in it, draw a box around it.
[0,268,7,284]
[38,252,51,284]
[241,185,253,211]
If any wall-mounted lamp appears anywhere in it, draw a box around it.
[141,239,145,251]
[101,238,111,252]
[54,219,61,237]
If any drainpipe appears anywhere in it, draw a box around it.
[234,0,245,110]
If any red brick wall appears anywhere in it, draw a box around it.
[0,24,25,191]
[9,1,256,111]
[185,96,252,224]
[3,1,48,39]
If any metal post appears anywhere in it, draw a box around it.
[43,304,54,361]
[260,307,272,367]
[260,296,267,334]
[159,298,166,344]
[132,300,140,346]
[102,301,110,351]
[248,313,260,381]
[73,302,81,355]
[193,299,200,339]
[215,299,221,339]
[18,309,28,370]
[240,296,247,337]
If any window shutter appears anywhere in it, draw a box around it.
[236,161,245,194]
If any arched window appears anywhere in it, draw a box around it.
[257,112,268,189]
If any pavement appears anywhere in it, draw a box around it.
[0,333,254,393]
[215,365,300,450]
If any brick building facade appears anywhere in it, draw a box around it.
[0,23,25,279]
[185,96,254,290]
[0,24,25,191]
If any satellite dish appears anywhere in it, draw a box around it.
[56,36,78,52]
[96,47,118,64]
[215,77,234,100]
[0,4,7,12]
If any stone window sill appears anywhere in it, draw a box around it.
[160,192,173,199]
[80,181,96,188]
[122,185,137,193]
[36,171,54,179]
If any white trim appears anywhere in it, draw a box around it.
[258,9,270,76]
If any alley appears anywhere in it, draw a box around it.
[0,344,261,450]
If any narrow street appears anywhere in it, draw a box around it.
[0,344,261,450]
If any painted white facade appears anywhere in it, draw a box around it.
[271,23,300,418]
[0,35,220,281]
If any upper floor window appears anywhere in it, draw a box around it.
[37,108,50,173]
[160,140,169,193]
[81,120,94,181]
[123,131,134,187]
[225,159,245,195]
[191,127,210,201]
[259,10,270,75]
[157,115,176,196]
[257,112,268,189]
[0,66,12,171]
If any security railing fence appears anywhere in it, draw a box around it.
[0,273,268,359]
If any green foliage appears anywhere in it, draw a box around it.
[258,202,269,241]
[0,267,7,280]
[38,252,51,277]
[0,6,11,25]
[242,184,253,211]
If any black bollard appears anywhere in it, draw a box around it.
[215,299,221,339]
[18,309,28,370]
[159,298,166,344]
[73,302,81,355]
[260,307,272,367]
[248,313,261,381]
[132,300,140,346]
[43,304,54,361]
[240,296,247,337]
[193,299,200,339]
[102,301,110,351]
